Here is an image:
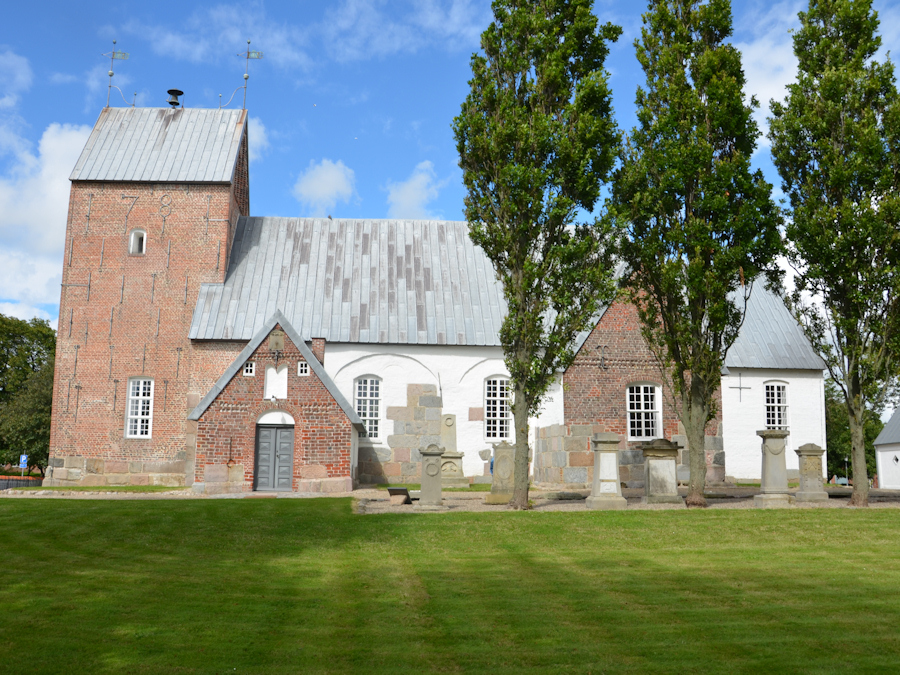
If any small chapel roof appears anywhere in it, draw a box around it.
[875,409,900,446]
[70,107,247,183]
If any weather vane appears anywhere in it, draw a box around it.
[219,40,263,109]
[102,40,134,108]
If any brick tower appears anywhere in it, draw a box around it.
[46,104,249,487]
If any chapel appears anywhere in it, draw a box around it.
[46,103,827,493]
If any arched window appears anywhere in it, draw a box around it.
[485,377,511,439]
[764,381,788,430]
[627,384,661,440]
[355,376,381,439]
[129,229,147,255]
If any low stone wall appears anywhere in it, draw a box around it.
[44,456,187,487]
[358,384,442,484]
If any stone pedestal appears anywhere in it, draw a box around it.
[641,439,683,504]
[440,414,468,488]
[414,444,448,511]
[754,429,792,508]
[485,441,515,505]
[795,443,828,502]
[586,433,626,510]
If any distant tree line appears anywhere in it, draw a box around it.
[0,314,56,476]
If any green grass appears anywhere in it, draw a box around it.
[12,485,189,493]
[1,500,898,674]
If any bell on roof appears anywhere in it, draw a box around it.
[167,89,183,107]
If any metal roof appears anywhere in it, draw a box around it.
[190,217,507,345]
[188,310,364,427]
[724,285,825,370]
[70,107,247,183]
[875,409,900,446]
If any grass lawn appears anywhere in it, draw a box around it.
[0,500,898,674]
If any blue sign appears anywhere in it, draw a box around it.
[18,454,28,469]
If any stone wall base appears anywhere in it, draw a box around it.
[44,458,186,488]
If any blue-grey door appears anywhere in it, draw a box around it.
[254,426,294,491]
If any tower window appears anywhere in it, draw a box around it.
[129,229,147,255]
[126,378,154,438]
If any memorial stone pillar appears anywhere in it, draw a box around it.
[586,433,626,510]
[415,444,448,512]
[795,443,829,502]
[440,414,469,488]
[641,439,684,504]
[485,441,515,505]
[754,429,792,508]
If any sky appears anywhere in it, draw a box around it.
[1,0,899,329]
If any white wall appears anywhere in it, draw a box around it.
[721,368,826,480]
[876,443,900,489]
[324,343,565,476]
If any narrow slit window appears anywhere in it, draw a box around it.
[129,230,146,255]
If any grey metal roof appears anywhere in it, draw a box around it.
[188,310,363,427]
[70,107,247,183]
[875,409,900,446]
[190,217,507,345]
[724,285,825,370]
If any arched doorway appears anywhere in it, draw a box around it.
[255,410,295,491]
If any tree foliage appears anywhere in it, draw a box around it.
[611,0,781,506]
[0,314,55,406]
[824,379,881,480]
[0,356,54,475]
[453,0,621,508]
[768,0,900,506]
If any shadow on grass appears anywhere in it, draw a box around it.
[1,501,899,674]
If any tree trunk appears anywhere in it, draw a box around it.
[847,375,869,506]
[510,378,531,510]
[684,379,709,508]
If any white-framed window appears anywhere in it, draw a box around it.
[765,382,788,430]
[356,377,381,439]
[243,362,255,376]
[298,360,309,376]
[627,384,661,440]
[485,377,511,439]
[126,378,154,438]
[129,229,147,255]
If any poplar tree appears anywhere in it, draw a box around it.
[769,0,900,507]
[453,0,621,509]
[611,0,781,506]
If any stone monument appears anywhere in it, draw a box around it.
[754,429,792,508]
[439,414,468,488]
[414,444,448,511]
[795,442,829,502]
[485,440,515,505]
[586,433,626,510]
[641,438,683,504]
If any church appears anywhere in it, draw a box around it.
[45,103,827,493]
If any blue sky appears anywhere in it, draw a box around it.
[1,0,898,327]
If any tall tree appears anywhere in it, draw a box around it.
[611,0,781,506]
[769,0,900,507]
[823,379,881,481]
[453,0,621,508]
[0,315,55,405]
[0,356,54,476]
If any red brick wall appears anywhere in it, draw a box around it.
[193,325,353,489]
[49,171,245,477]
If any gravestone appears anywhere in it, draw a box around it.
[795,443,829,502]
[485,441,515,505]
[754,429,792,508]
[586,433,626,510]
[414,444,448,511]
[440,414,468,488]
[641,438,683,504]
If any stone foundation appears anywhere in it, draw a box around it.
[44,456,187,487]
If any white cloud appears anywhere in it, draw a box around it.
[734,1,803,145]
[386,160,447,219]
[248,117,269,163]
[292,159,356,216]
[0,302,55,326]
[322,0,490,62]
[0,122,92,319]
[0,50,33,109]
